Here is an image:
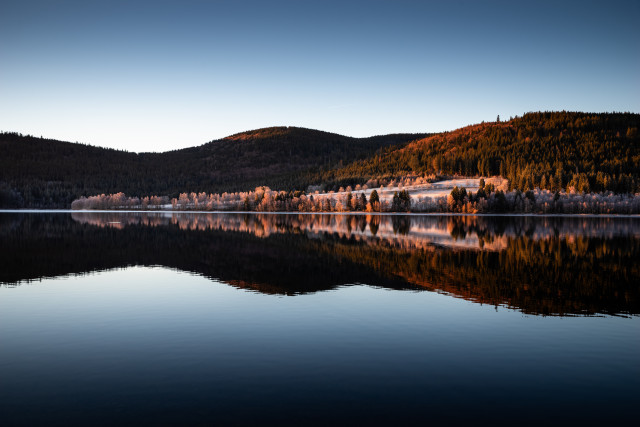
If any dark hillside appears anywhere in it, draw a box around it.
[175,127,427,191]
[0,128,425,208]
[0,135,143,208]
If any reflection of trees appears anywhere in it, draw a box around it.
[358,216,367,233]
[391,216,411,235]
[369,215,380,236]
[449,222,467,240]
[325,235,640,316]
[68,212,640,252]
[1,213,639,316]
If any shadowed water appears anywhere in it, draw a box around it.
[0,212,638,425]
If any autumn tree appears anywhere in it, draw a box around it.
[369,190,380,212]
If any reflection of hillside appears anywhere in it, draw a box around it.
[2,213,640,316]
[0,214,409,295]
[325,235,640,316]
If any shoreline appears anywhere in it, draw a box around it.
[2,209,640,218]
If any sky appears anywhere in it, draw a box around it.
[1,0,638,152]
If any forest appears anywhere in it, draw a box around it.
[313,112,640,193]
[1,112,639,208]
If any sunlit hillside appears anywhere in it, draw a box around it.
[313,112,640,193]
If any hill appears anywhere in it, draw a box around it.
[3,112,639,209]
[314,112,640,193]
[0,127,426,208]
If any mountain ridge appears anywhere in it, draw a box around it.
[1,111,639,208]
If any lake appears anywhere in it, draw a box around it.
[1,212,638,425]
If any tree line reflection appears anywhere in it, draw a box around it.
[1,212,638,316]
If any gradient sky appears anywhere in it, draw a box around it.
[1,0,638,152]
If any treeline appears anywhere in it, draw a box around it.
[439,182,640,214]
[314,112,640,193]
[71,188,388,212]
[72,181,640,214]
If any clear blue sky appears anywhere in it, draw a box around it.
[1,0,638,152]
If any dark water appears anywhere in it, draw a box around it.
[1,212,638,425]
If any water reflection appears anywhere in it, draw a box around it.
[70,211,640,250]
[1,212,639,316]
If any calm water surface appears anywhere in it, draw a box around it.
[0,212,638,425]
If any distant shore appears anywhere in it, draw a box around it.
[2,209,640,218]
[66,177,640,215]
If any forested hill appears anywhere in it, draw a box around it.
[314,112,640,193]
[2,112,639,208]
[0,127,426,208]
